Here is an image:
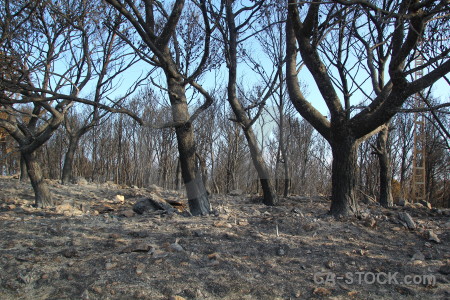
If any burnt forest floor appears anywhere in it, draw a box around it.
[0,176,449,300]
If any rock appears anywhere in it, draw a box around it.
[237,219,249,226]
[55,202,74,214]
[94,204,114,214]
[439,265,450,275]
[213,221,232,228]
[291,208,303,216]
[398,212,416,229]
[397,199,408,206]
[363,218,377,228]
[228,189,243,196]
[427,230,441,243]
[60,248,78,258]
[105,262,117,270]
[170,241,184,252]
[313,287,332,296]
[81,289,90,300]
[419,200,432,209]
[120,210,135,218]
[120,243,153,254]
[169,296,186,300]
[411,251,425,261]
[224,232,238,240]
[133,196,175,215]
[91,286,103,294]
[135,263,146,275]
[114,195,125,203]
[302,223,318,232]
[208,252,220,260]
[325,260,336,269]
[276,247,286,256]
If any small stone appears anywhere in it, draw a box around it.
[325,260,336,269]
[411,251,425,261]
[397,199,408,206]
[56,203,73,214]
[224,232,238,240]
[208,259,220,266]
[170,242,184,252]
[419,200,432,209]
[427,230,441,243]
[120,242,153,254]
[109,233,121,239]
[81,289,90,300]
[291,208,302,214]
[276,247,286,256]
[61,248,78,258]
[114,195,125,203]
[213,221,232,228]
[302,223,318,232]
[207,252,220,260]
[135,263,146,275]
[313,287,332,296]
[237,219,249,226]
[363,218,377,228]
[120,210,135,218]
[398,212,416,229]
[396,286,417,296]
[105,262,117,270]
[438,265,450,275]
[169,296,186,300]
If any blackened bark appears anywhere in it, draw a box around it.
[224,3,278,206]
[22,152,53,208]
[329,136,359,217]
[376,126,393,207]
[175,159,182,190]
[168,76,210,216]
[244,129,278,205]
[20,154,28,182]
[61,134,81,185]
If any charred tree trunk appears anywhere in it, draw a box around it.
[22,151,53,208]
[375,126,393,207]
[244,129,278,205]
[168,76,210,216]
[224,3,278,206]
[330,135,359,217]
[61,134,81,185]
[175,159,182,190]
[20,154,28,182]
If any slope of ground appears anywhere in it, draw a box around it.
[0,176,449,300]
